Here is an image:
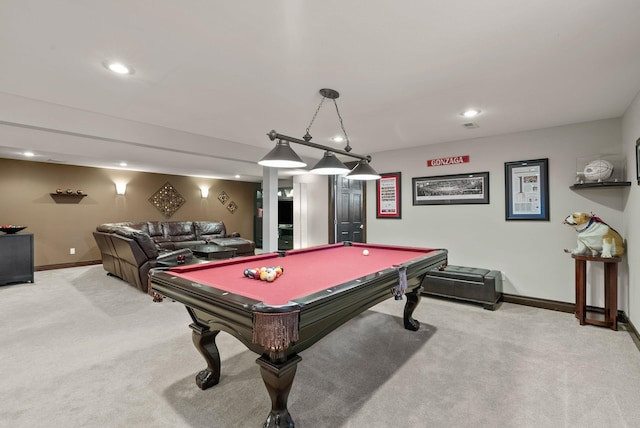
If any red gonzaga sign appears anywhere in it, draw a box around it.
[427,155,470,167]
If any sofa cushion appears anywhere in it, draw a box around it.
[97,222,133,233]
[113,227,159,259]
[157,242,176,250]
[92,231,119,276]
[163,221,196,242]
[129,222,149,234]
[146,221,166,246]
[194,221,226,240]
[110,232,149,267]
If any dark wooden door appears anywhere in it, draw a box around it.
[331,174,365,243]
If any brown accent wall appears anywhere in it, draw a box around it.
[0,158,258,268]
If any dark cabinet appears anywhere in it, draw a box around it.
[278,224,293,250]
[254,218,293,250]
[254,217,263,248]
[255,187,294,250]
[0,233,34,285]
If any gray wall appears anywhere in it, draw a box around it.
[293,173,329,248]
[280,115,639,317]
[622,90,640,327]
[366,118,630,309]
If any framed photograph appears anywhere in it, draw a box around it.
[505,158,549,221]
[636,137,640,185]
[412,172,489,205]
[376,172,401,218]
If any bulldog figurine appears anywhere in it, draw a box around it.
[563,212,625,258]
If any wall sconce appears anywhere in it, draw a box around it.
[200,187,209,198]
[259,89,381,180]
[115,182,127,195]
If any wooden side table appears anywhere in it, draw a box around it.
[572,254,621,330]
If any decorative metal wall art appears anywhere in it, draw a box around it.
[218,191,229,204]
[148,182,185,218]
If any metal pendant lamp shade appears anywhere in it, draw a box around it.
[345,159,381,180]
[310,151,350,175]
[258,140,307,168]
[261,89,381,179]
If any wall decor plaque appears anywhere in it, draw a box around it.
[149,182,185,218]
[218,191,229,204]
[376,172,401,218]
[227,201,238,214]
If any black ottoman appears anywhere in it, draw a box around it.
[424,265,503,310]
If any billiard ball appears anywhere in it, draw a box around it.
[362,249,369,256]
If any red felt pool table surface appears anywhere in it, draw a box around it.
[167,243,437,305]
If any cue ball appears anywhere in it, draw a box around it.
[362,249,369,256]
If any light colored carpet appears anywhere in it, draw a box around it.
[1,265,639,428]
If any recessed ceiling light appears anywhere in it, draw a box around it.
[235,174,240,178]
[331,136,344,143]
[461,109,481,118]
[23,151,35,157]
[104,61,134,75]
[119,162,128,167]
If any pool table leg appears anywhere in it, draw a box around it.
[403,285,423,331]
[256,354,302,428]
[189,323,221,390]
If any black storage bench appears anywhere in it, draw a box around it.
[423,265,503,310]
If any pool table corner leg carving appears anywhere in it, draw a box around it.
[256,354,302,428]
[189,323,221,390]
[403,285,423,331]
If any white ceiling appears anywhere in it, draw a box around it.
[1,1,639,182]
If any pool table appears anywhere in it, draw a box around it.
[150,242,447,427]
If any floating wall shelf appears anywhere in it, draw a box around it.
[570,182,631,190]
[49,193,88,203]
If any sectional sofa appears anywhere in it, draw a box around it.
[93,220,255,291]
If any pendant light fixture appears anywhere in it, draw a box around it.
[259,89,381,180]
[310,151,350,175]
[345,159,382,180]
[257,139,307,168]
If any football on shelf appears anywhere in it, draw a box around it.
[583,159,614,182]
